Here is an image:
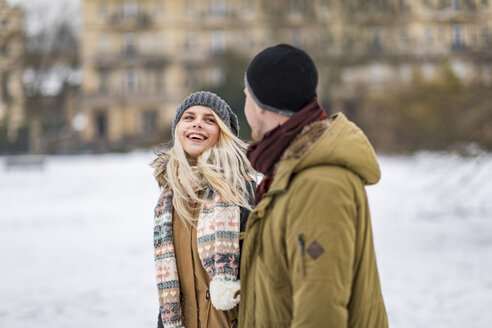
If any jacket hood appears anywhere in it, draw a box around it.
[151,152,170,188]
[272,113,380,191]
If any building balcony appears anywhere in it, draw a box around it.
[92,52,168,69]
[109,13,153,30]
[451,42,467,52]
[82,89,169,106]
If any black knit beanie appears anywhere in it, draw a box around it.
[245,43,318,116]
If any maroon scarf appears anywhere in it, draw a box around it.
[247,98,327,204]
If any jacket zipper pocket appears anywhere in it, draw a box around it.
[297,234,306,277]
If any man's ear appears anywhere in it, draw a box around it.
[255,103,266,115]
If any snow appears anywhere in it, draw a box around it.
[0,151,159,328]
[1,151,491,327]
[367,153,492,328]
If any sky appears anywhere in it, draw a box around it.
[5,0,80,35]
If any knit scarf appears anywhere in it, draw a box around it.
[154,189,241,328]
[247,98,327,204]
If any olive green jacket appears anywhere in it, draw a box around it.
[238,113,388,328]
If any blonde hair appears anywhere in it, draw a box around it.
[152,111,256,225]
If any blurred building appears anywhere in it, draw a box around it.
[0,0,25,143]
[313,0,492,110]
[81,0,173,149]
[80,0,275,148]
[79,0,492,147]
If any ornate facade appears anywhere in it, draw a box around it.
[79,0,492,146]
[0,0,24,142]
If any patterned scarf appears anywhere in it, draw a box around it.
[154,189,241,328]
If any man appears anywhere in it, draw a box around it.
[238,44,388,328]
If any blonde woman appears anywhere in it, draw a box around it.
[152,91,256,328]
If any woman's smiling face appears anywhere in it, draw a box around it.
[176,106,220,158]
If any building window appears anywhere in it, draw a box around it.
[210,0,227,15]
[438,25,445,43]
[290,28,302,46]
[125,69,136,93]
[481,65,491,84]
[263,30,275,48]
[1,44,8,56]
[186,66,198,88]
[156,33,165,54]
[401,27,410,45]
[142,110,158,134]
[370,1,383,11]
[184,31,196,51]
[451,59,467,79]
[482,0,489,8]
[452,0,460,10]
[139,33,152,54]
[400,0,409,10]
[155,70,164,91]
[483,26,490,46]
[208,67,224,85]
[452,24,465,50]
[421,63,436,79]
[97,35,108,55]
[399,64,412,83]
[186,0,195,14]
[99,70,109,93]
[1,73,10,102]
[289,0,303,14]
[322,29,333,44]
[98,3,107,19]
[423,0,431,8]
[1,19,8,29]
[94,109,108,139]
[319,0,330,10]
[262,1,275,15]
[242,0,253,14]
[123,2,139,19]
[211,30,225,55]
[154,2,164,16]
[370,27,383,53]
[241,31,253,49]
[124,33,136,57]
[424,26,433,45]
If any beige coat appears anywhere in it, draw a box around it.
[173,207,238,328]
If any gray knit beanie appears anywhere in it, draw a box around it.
[172,91,239,138]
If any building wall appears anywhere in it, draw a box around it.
[79,0,492,146]
[82,0,178,145]
[0,0,25,142]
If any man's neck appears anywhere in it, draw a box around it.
[259,111,291,140]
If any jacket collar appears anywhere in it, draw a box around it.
[261,113,339,198]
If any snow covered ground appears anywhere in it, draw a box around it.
[368,152,492,328]
[0,151,491,328]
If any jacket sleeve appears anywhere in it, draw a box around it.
[238,180,257,278]
[285,171,356,328]
[239,180,257,235]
